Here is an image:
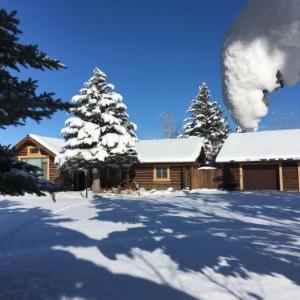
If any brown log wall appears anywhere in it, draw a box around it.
[133,164,191,190]
[17,147,28,156]
[49,156,61,184]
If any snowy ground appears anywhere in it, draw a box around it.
[0,190,300,300]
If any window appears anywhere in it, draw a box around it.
[154,165,170,181]
[29,147,40,154]
[22,158,48,180]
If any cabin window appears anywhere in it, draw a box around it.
[154,165,170,181]
[28,147,40,154]
[22,158,48,180]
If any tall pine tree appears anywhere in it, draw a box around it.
[179,83,230,162]
[0,9,68,195]
[57,68,137,174]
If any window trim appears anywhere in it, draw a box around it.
[27,146,41,155]
[153,165,170,182]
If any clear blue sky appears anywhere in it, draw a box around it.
[2,0,300,145]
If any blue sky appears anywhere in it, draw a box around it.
[2,0,300,145]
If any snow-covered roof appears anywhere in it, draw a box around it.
[28,134,64,156]
[136,137,204,163]
[216,129,300,163]
[22,135,203,163]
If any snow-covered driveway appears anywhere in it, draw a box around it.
[0,190,300,300]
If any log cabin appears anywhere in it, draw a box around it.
[216,129,300,191]
[14,134,205,190]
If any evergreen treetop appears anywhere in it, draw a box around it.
[0,9,68,128]
[179,82,230,162]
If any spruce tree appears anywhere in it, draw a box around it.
[208,101,230,159]
[57,68,137,172]
[0,9,68,195]
[179,83,230,162]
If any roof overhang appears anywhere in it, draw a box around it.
[14,135,57,157]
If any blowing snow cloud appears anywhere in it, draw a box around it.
[222,0,300,130]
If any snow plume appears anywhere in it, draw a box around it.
[222,0,300,130]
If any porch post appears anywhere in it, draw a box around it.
[92,167,101,193]
[279,163,283,191]
[239,164,244,190]
[298,162,300,192]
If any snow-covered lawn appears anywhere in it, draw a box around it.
[1,190,300,300]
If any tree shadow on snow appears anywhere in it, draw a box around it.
[91,191,300,298]
[1,191,300,300]
[0,199,196,300]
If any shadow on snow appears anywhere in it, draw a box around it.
[0,199,196,300]
[92,191,300,293]
[0,190,300,299]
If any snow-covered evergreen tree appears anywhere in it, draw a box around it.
[57,68,137,171]
[208,101,230,159]
[0,9,68,196]
[179,83,230,162]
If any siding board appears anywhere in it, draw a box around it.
[49,156,61,184]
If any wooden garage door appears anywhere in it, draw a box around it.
[282,163,299,191]
[243,165,279,190]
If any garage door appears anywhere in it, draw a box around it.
[243,165,279,190]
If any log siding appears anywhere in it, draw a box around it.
[133,163,193,190]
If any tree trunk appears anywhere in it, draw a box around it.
[92,168,101,193]
[125,171,130,188]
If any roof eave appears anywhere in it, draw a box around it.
[14,135,57,157]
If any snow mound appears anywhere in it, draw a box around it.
[222,0,300,130]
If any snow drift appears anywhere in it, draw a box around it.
[222,0,300,130]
